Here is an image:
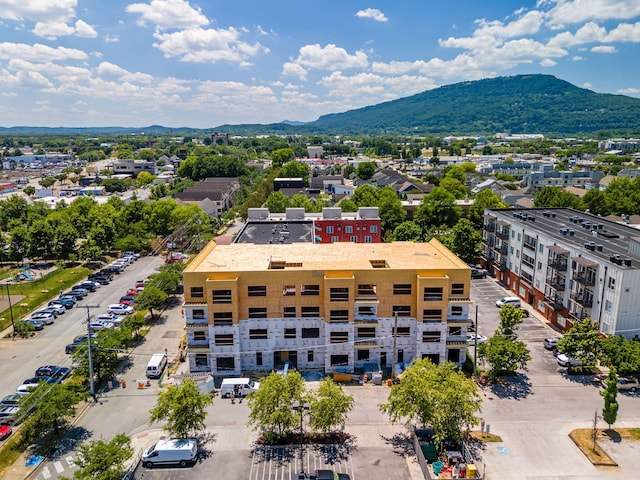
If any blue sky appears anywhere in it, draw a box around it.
[1,0,639,128]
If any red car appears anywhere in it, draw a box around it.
[125,289,139,296]
[0,424,12,441]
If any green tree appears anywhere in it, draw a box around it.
[308,377,354,434]
[136,171,155,186]
[601,367,619,429]
[279,160,310,185]
[23,185,36,197]
[18,383,86,447]
[415,187,462,233]
[13,320,35,338]
[271,148,295,167]
[533,186,582,209]
[247,371,306,439]
[469,189,508,226]
[356,161,376,180]
[135,285,168,320]
[72,433,133,480]
[39,177,56,189]
[496,304,526,338]
[599,335,640,374]
[149,378,213,438]
[439,177,468,199]
[101,178,128,193]
[556,318,600,365]
[265,191,290,213]
[478,335,531,380]
[380,359,481,450]
[377,186,406,232]
[444,219,481,263]
[393,221,422,241]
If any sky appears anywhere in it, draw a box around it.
[0,0,640,129]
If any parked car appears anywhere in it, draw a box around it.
[40,304,66,315]
[22,376,60,385]
[88,274,111,284]
[50,298,75,308]
[0,406,19,425]
[107,304,134,315]
[76,281,98,292]
[29,312,55,325]
[557,353,591,367]
[35,365,71,379]
[89,321,113,331]
[119,295,136,306]
[122,251,140,259]
[601,377,639,392]
[24,319,45,331]
[96,314,118,323]
[135,280,146,288]
[466,334,488,344]
[69,287,90,297]
[0,423,12,440]
[125,289,139,296]
[496,296,521,308]
[544,337,559,350]
[65,343,82,354]
[73,333,98,344]
[59,293,80,302]
[0,395,22,407]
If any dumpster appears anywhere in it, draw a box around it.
[465,463,478,478]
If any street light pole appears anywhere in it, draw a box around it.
[83,304,100,400]
[293,401,309,475]
[473,305,478,376]
[5,283,15,341]
[391,312,398,381]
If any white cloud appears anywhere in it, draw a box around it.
[74,20,97,38]
[284,44,368,76]
[0,69,53,89]
[356,8,388,22]
[545,0,640,29]
[96,62,154,84]
[582,82,593,89]
[474,10,544,38]
[152,27,268,64]
[572,55,583,60]
[125,0,209,30]
[104,34,119,43]
[618,87,640,96]
[540,58,557,66]
[548,22,607,47]
[282,62,308,80]
[0,42,87,62]
[591,45,617,53]
[605,21,640,42]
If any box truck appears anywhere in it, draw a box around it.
[142,438,198,468]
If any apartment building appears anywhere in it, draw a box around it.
[482,208,640,338]
[183,240,473,376]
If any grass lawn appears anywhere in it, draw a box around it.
[567,428,632,466]
[469,430,503,442]
[0,265,90,333]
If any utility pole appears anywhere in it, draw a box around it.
[82,304,101,400]
[391,312,398,381]
[5,283,15,341]
[473,305,478,376]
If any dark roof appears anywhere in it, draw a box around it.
[235,221,314,244]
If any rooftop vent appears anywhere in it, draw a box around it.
[624,258,632,266]
[568,230,575,236]
[369,259,389,268]
[596,245,603,252]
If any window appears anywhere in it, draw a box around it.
[195,354,208,367]
[283,306,296,317]
[249,329,268,339]
[365,236,372,243]
[608,277,616,290]
[217,357,235,370]
[330,287,349,301]
[357,306,375,316]
[330,310,349,322]
[248,285,267,297]
[282,285,296,296]
[302,328,320,338]
[394,284,412,295]
[423,309,442,322]
[448,326,462,336]
[212,289,231,303]
[330,331,349,343]
[393,327,411,336]
[357,327,376,338]
[327,226,334,234]
[284,328,296,339]
[392,306,411,317]
[423,353,440,364]
[190,286,204,298]
[193,331,206,341]
[447,349,461,363]
[330,354,349,366]
[345,226,353,233]
[301,284,319,296]
[370,225,378,233]
[215,334,234,346]
[248,308,267,318]
[301,306,320,317]
[451,283,464,295]
[331,236,339,243]
[213,312,233,326]
[423,287,443,301]
[422,331,441,343]
[357,349,370,361]
[307,350,314,362]
[451,306,463,316]
[357,284,376,295]
[605,299,613,313]
[192,309,205,320]
[351,236,358,243]
[256,352,263,366]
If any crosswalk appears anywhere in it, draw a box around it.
[38,456,76,479]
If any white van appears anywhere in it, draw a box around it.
[146,353,167,378]
[220,378,260,398]
[496,296,521,308]
[142,438,198,468]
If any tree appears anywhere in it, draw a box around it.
[271,148,295,167]
[496,304,526,338]
[469,189,508,226]
[135,285,168,319]
[279,160,310,185]
[356,161,376,180]
[478,336,531,380]
[599,335,640,374]
[393,221,422,241]
[72,433,133,480]
[247,371,306,439]
[439,177,468,199]
[533,186,582,209]
[377,186,406,232]
[136,171,155,186]
[23,185,36,197]
[18,383,86,447]
[380,358,481,450]
[149,378,213,438]
[556,318,600,365]
[38,177,56,189]
[601,367,619,429]
[265,191,290,213]
[415,187,462,233]
[308,378,354,434]
[444,219,481,263]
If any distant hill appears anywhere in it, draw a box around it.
[3,75,640,136]
[305,74,640,136]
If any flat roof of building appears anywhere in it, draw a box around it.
[234,221,314,244]
[186,239,467,274]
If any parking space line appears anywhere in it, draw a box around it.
[41,466,51,479]
[53,461,64,474]
[66,456,75,467]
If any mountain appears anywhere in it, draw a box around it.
[303,74,640,136]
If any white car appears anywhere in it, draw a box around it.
[557,353,590,367]
[29,312,55,325]
[107,304,134,315]
[42,304,66,315]
[466,334,488,344]
[88,321,113,331]
[96,314,118,323]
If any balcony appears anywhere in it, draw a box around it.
[354,339,379,349]
[574,272,596,286]
[549,258,568,271]
[570,291,594,307]
[499,259,508,271]
[484,222,496,232]
[546,277,566,291]
[497,231,509,240]
[447,318,473,327]
[523,241,537,251]
[545,294,564,310]
[354,317,379,326]
[186,343,210,352]
[185,317,208,328]
[499,244,509,255]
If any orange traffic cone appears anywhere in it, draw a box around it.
[122,379,127,388]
